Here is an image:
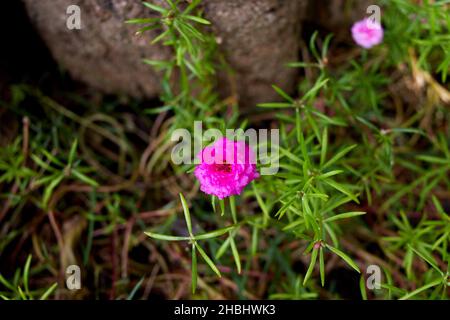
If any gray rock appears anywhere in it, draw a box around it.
[23,0,307,107]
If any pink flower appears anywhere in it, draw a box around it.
[194,137,259,199]
[351,18,384,49]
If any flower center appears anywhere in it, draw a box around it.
[214,163,232,173]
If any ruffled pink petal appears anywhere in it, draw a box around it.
[194,137,259,199]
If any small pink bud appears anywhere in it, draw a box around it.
[351,18,384,49]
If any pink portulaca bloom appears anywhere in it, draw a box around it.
[194,137,259,199]
[351,18,384,49]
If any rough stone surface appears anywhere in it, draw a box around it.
[22,0,307,106]
[203,0,306,106]
[23,0,170,99]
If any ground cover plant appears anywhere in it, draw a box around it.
[0,0,449,300]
